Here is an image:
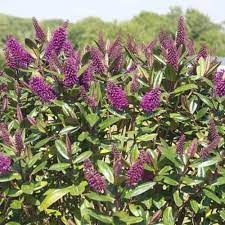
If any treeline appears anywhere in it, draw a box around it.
[0,6,225,64]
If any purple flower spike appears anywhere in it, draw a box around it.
[29,76,56,102]
[79,66,93,90]
[80,86,97,108]
[63,39,79,58]
[176,134,186,156]
[166,43,179,71]
[5,36,34,69]
[14,129,24,155]
[90,47,105,74]
[208,120,219,142]
[0,123,11,146]
[84,160,106,193]
[32,17,46,42]
[112,146,122,177]
[196,44,208,61]
[45,25,67,61]
[188,139,197,158]
[140,88,160,113]
[106,81,128,111]
[0,153,11,174]
[200,136,221,158]
[214,70,225,97]
[130,75,139,93]
[62,57,79,87]
[176,16,187,46]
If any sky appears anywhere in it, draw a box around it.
[0,0,224,23]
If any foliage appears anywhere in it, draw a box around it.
[0,15,225,225]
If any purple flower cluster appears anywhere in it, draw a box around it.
[63,39,78,58]
[130,75,139,93]
[196,44,208,61]
[200,136,221,158]
[45,25,67,61]
[106,81,128,111]
[0,153,11,174]
[0,123,11,146]
[176,16,187,46]
[98,32,106,53]
[127,35,138,54]
[140,88,161,113]
[84,159,106,193]
[62,57,79,87]
[5,36,34,69]
[144,39,157,66]
[29,76,56,102]
[165,42,179,71]
[108,37,121,60]
[90,47,105,74]
[32,17,46,42]
[214,70,225,97]
[176,134,186,155]
[79,66,94,90]
[208,119,219,142]
[14,129,24,155]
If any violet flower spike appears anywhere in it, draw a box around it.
[176,134,186,156]
[140,88,161,113]
[0,153,11,174]
[14,129,24,155]
[176,16,187,47]
[208,119,219,142]
[32,17,46,42]
[106,81,128,111]
[90,47,105,74]
[29,76,56,102]
[0,123,11,146]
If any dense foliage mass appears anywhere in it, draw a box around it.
[0,14,225,225]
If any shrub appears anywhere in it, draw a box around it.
[0,16,224,225]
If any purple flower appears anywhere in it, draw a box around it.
[106,81,128,111]
[29,76,56,102]
[165,42,179,71]
[79,66,93,90]
[200,136,221,158]
[90,47,105,74]
[144,39,157,66]
[176,16,187,46]
[159,31,173,50]
[45,24,67,61]
[108,36,121,60]
[0,123,11,146]
[185,39,195,56]
[63,39,78,58]
[0,153,11,174]
[142,170,154,182]
[5,36,34,69]
[84,160,106,193]
[32,17,46,42]
[208,119,219,142]
[126,161,144,187]
[196,44,208,61]
[130,75,139,93]
[111,54,124,74]
[140,88,161,113]
[98,32,106,53]
[0,83,7,93]
[214,70,225,97]
[127,35,138,54]
[126,63,137,73]
[176,134,186,156]
[62,57,79,87]
[188,139,197,158]
[80,86,97,108]
[14,129,24,155]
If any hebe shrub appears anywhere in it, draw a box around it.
[0,16,224,225]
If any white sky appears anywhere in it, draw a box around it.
[0,0,224,23]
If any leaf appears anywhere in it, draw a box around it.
[114,211,143,224]
[192,155,221,168]
[137,133,157,142]
[31,161,47,175]
[173,84,198,94]
[98,116,122,130]
[173,190,183,207]
[73,150,92,164]
[85,114,99,127]
[203,189,221,204]
[25,38,37,49]
[190,200,199,213]
[195,93,213,108]
[86,209,113,224]
[49,163,70,171]
[97,160,114,184]
[0,172,21,182]
[59,126,79,135]
[55,140,69,160]
[125,182,156,199]
[34,137,52,149]
[85,192,114,203]
[163,207,174,225]
[39,187,71,211]
[69,181,87,196]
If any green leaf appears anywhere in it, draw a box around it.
[163,207,174,225]
[69,181,87,196]
[125,182,156,199]
[55,140,69,160]
[0,172,21,182]
[203,189,221,204]
[85,192,114,203]
[31,161,47,175]
[49,163,70,171]
[220,210,225,221]
[192,155,221,168]
[39,187,71,211]
[21,183,35,194]
[59,126,79,135]
[114,211,143,224]
[97,160,114,184]
[137,133,157,142]
[173,84,198,94]
[27,152,42,168]
[190,200,199,213]
[98,116,122,130]
[86,209,113,224]
[73,150,92,164]
[34,137,52,149]
[85,114,99,127]
[173,190,183,207]
[195,93,213,108]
